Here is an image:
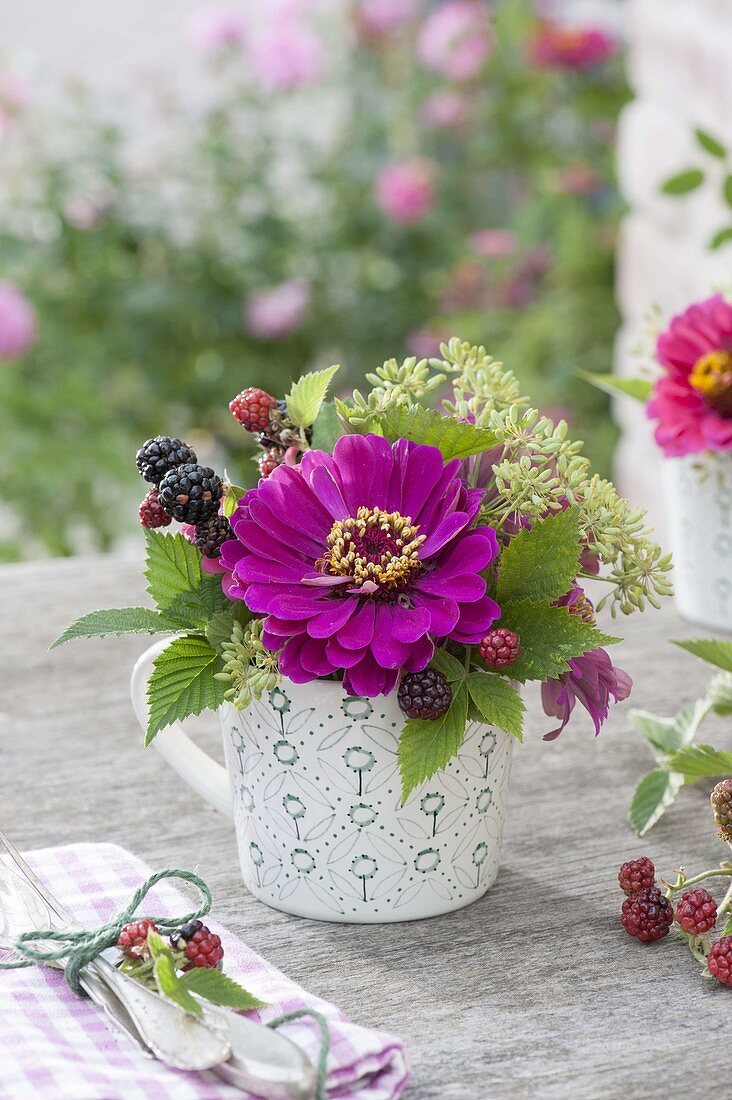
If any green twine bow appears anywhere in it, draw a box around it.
[0,868,211,995]
[0,868,331,1098]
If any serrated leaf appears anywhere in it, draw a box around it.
[378,405,498,460]
[496,600,620,684]
[205,604,251,655]
[163,574,230,630]
[146,636,226,744]
[180,968,266,1011]
[310,401,344,452]
[50,607,179,649]
[694,128,727,159]
[709,671,732,716]
[630,698,712,755]
[147,930,201,1017]
[723,174,732,209]
[145,531,203,612]
[710,226,732,250]
[398,683,468,803]
[629,769,685,837]
[666,744,732,782]
[673,639,732,673]
[578,370,653,403]
[661,168,705,195]
[429,647,468,683]
[285,364,340,429]
[497,508,581,604]
[466,672,524,740]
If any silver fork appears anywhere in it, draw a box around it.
[0,830,232,1072]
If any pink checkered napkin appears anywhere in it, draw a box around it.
[0,843,409,1100]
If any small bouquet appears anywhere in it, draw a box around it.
[57,339,671,800]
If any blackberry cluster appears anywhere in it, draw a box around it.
[230,387,278,433]
[397,669,452,720]
[675,887,717,936]
[194,514,231,558]
[117,919,159,960]
[617,856,655,897]
[170,920,224,970]
[708,936,732,985]
[711,779,732,842]
[620,887,673,943]
[479,628,521,669]
[136,437,197,485]
[158,464,223,524]
[139,490,172,530]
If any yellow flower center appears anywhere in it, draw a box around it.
[689,350,732,417]
[320,506,425,592]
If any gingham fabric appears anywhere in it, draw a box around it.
[0,843,409,1100]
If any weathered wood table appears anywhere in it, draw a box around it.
[1,554,729,1098]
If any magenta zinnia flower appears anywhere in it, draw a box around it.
[530,23,617,70]
[648,293,732,457]
[221,434,501,696]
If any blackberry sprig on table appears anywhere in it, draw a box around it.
[136,436,197,485]
[158,464,223,524]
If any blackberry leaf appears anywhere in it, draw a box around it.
[398,683,468,804]
[497,508,581,604]
[50,607,179,649]
[145,636,226,744]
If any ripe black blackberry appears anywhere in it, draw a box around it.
[158,464,223,523]
[194,514,231,558]
[398,669,452,720]
[136,436,197,485]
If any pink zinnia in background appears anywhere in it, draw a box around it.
[0,283,36,360]
[417,1,495,82]
[375,159,436,225]
[420,90,469,129]
[186,7,247,54]
[648,293,732,457]
[357,0,418,36]
[530,23,617,70]
[244,279,311,341]
[249,12,325,92]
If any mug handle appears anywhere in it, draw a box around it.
[130,638,233,819]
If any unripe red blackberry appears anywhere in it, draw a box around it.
[136,436,197,485]
[711,779,732,842]
[675,887,717,936]
[397,669,452,720]
[618,856,655,896]
[194,514,231,558]
[170,920,224,970]
[621,887,673,942]
[230,387,277,432]
[258,447,285,479]
[708,935,732,985]
[158,464,223,524]
[479,628,521,669]
[139,490,172,529]
[117,918,158,960]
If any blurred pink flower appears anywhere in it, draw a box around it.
[0,283,36,360]
[0,69,32,110]
[244,279,311,340]
[530,23,617,70]
[186,7,247,54]
[357,0,418,35]
[420,90,469,129]
[407,326,451,359]
[469,228,517,257]
[417,1,494,82]
[63,195,105,230]
[249,17,325,91]
[375,158,436,225]
[558,163,601,196]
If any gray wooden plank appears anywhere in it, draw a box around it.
[0,554,728,1099]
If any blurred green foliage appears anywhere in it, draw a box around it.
[0,0,627,558]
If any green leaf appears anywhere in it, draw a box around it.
[497,600,620,684]
[285,364,340,429]
[673,639,732,673]
[629,769,685,837]
[163,574,230,630]
[630,698,711,755]
[146,635,226,744]
[429,647,468,683]
[147,930,201,1017]
[708,672,732,716]
[205,604,251,655]
[694,128,727,159]
[466,672,524,740]
[50,607,179,649]
[666,744,732,782]
[710,226,732,250]
[179,968,266,1011]
[578,370,653,403]
[145,531,203,613]
[724,174,732,209]
[497,508,581,604]
[398,683,468,803]
[723,914,732,938]
[310,401,344,452]
[222,482,247,518]
[661,168,705,195]
[346,402,498,460]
